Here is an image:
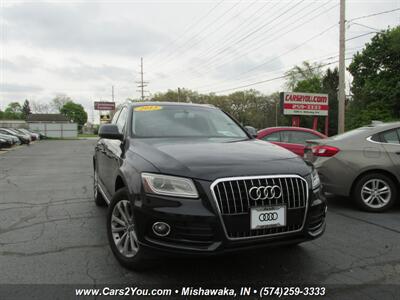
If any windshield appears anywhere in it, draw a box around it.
[132,105,248,139]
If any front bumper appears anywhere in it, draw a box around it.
[133,181,326,256]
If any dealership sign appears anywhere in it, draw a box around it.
[280,92,329,116]
[94,101,116,111]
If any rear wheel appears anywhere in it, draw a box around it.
[353,173,397,212]
[107,187,150,270]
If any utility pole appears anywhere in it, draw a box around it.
[111,85,115,102]
[338,0,346,133]
[136,57,148,101]
[178,87,181,102]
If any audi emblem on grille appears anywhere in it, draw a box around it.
[248,185,282,200]
[258,212,278,222]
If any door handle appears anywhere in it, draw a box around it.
[395,152,400,155]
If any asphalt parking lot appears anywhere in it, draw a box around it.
[0,140,399,299]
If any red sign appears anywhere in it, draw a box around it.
[94,101,115,111]
[281,92,329,116]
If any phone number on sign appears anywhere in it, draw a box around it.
[258,287,326,297]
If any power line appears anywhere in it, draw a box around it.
[195,21,338,92]
[243,23,338,76]
[187,0,283,67]
[196,0,306,68]
[147,0,282,82]
[153,0,317,82]
[348,21,381,32]
[348,7,400,22]
[145,0,225,66]
[147,0,243,70]
[210,58,353,94]
[198,51,358,94]
[152,0,259,71]
[346,31,376,41]
[187,1,337,80]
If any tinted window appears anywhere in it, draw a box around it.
[116,107,128,133]
[381,129,400,144]
[132,105,247,138]
[281,131,321,145]
[262,132,280,142]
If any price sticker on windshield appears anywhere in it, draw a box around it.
[135,106,162,112]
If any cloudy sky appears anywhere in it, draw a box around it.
[0,0,399,121]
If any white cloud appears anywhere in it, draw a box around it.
[0,0,399,114]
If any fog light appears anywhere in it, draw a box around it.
[152,222,170,237]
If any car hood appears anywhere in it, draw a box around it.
[130,138,311,181]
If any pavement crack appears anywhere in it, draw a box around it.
[0,244,108,257]
[6,178,18,187]
[0,197,91,208]
[0,215,103,235]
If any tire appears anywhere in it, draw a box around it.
[107,187,150,270]
[353,173,397,212]
[94,168,107,207]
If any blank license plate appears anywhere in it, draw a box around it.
[250,206,286,229]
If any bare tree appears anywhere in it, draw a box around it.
[30,101,52,113]
[51,94,72,112]
[284,61,323,91]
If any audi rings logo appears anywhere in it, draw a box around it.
[258,212,278,222]
[248,185,282,200]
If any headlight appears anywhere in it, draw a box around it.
[311,169,321,190]
[141,173,199,198]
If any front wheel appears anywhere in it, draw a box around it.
[107,187,150,270]
[353,173,397,212]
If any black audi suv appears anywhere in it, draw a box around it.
[94,102,326,269]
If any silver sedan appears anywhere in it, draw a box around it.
[305,122,400,212]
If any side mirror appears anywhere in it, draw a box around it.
[99,124,123,140]
[244,126,258,138]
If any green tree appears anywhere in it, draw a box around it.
[347,26,400,129]
[3,102,23,119]
[293,76,322,93]
[5,102,22,114]
[60,101,88,127]
[22,99,31,119]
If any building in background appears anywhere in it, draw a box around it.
[27,114,77,138]
[0,120,28,129]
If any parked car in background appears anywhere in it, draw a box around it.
[257,127,326,156]
[18,128,40,141]
[305,122,400,212]
[0,138,10,148]
[0,132,19,145]
[0,128,31,144]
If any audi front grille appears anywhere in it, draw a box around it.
[210,175,309,239]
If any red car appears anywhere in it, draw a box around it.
[257,127,327,156]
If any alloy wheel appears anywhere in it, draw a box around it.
[111,200,139,258]
[361,179,391,209]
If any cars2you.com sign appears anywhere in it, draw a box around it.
[280,92,329,116]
